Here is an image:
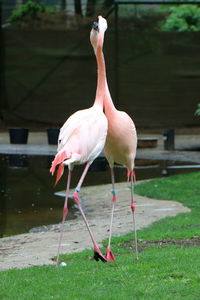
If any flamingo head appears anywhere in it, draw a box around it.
[90,16,107,52]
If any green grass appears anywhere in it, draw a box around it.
[1,247,200,300]
[1,172,200,299]
[134,171,200,241]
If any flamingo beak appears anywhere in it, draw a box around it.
[92,21,99,32]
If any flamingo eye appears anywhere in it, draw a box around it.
[59,139,61,144]
[92,21,99,32]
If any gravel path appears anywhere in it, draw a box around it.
[0,182,190,271]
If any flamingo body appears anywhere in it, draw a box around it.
[104,109,137,170]
[104,91,138,261]
[50,106,107,177]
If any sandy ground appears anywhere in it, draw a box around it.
[0,182,190,271]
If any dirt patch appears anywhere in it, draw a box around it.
[121,236,200,254]
[142,236,200,247]
[0,182,190,271]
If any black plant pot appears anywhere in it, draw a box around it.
[9,128,29,144]
[47,128,59,145]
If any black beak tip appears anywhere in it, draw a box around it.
[92,21,99,32]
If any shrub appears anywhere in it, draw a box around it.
[195,103,200,116]
[161,5,200,32]
[8,0,56,24]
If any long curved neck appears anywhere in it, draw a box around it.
[93,33,106,109]
[94,35,116,114]
[104,78,116,115]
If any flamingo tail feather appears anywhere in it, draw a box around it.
[127,169,136,184]
[50,151,72,184]
[55,164,64,186]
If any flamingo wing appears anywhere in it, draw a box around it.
[104,110,137,169]
[50,106,107,183]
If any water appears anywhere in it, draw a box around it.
[0,154,76,237]
[0,154,199,237]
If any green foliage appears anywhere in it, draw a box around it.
[8,0,56,24]
[195,103,200,116]
[161,5,200,32]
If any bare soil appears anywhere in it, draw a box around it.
[0,182,190,271]
[123,237,200,254]
[142,236,200,247]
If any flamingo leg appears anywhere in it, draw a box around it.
[56,168,72,267]
[72,162,107,262]
[130,171,139,261]
[106,167,116,261]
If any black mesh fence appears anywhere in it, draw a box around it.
[1,1,200,129]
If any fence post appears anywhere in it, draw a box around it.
[163,129,175,150]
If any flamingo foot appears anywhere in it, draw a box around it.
[93,251,107,262]
[93,244,107,262]
[105,247,116,262]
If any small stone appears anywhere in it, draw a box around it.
[60,262,67,267]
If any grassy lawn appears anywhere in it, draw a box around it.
[1,172,200,299]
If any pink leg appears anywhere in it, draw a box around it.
[130,170,139,261]
[106,168,116,261]
[56,168,72,267]
[73,162,107,262]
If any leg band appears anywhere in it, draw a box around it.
[76,186,81,192]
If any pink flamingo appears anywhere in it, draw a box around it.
[104,87,138,261]
[50,16,108,266]
[96,17,138,261]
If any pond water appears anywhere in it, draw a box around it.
[0,154,199,237]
